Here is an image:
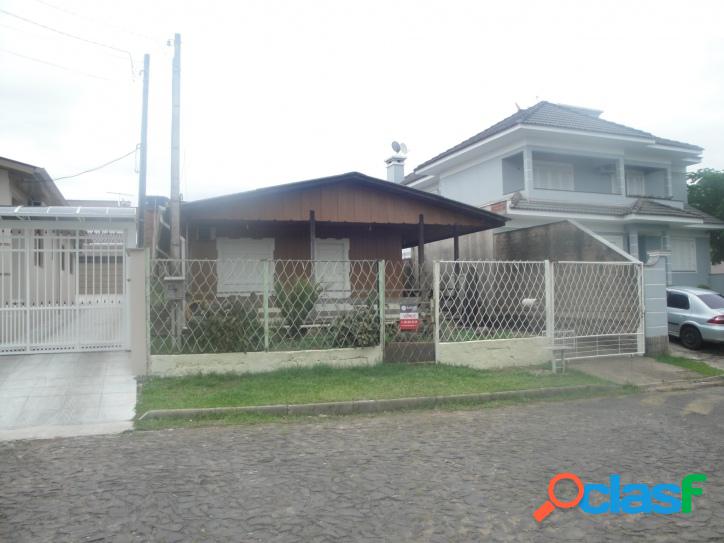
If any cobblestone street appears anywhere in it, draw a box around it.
[1,387,723,542]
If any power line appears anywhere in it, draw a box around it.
[29,0,164,45]
[55,148,138,181]
[0,7,137,77]
[0,47,116,81]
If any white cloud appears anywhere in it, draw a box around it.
[1,0,723,203]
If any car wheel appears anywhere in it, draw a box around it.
[680,325,703,350]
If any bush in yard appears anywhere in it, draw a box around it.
[275,277,322,338]
[330,295,379,348]
[183,298,264,353]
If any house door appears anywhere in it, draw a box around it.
[314,238,350,298]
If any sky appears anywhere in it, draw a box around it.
[1,0,724,204]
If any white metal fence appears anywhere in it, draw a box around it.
[437,260,644,360]
[0,225,128,354]
[148,257,644,361]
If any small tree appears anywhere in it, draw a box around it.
[688,168,724,264]
[276,277,322,338]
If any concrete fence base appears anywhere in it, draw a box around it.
[149,345,383,376]
[437,337,551,369]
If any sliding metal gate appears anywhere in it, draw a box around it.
[0,224,130,354]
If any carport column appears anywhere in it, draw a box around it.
[126,248,149,376]
[544,260,554,343]
[643,251,671,355]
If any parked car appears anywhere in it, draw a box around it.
[667,286,724,349]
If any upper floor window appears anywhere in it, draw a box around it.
[533,160,574,191]
[626,169,646,196]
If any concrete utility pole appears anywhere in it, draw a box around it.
[169,33,181,259]
[136,53,150,248]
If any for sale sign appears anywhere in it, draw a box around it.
[399,303,419,331]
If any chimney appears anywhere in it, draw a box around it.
[385,141,407,183]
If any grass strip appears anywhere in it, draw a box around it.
[656,355,724,377]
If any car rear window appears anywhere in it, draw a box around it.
[698,293,724,309]
[667,292,690,310]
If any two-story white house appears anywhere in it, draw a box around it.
[398,101,723,287]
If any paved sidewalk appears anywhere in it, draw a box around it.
[571,355,701,386]
[0,352,136,441]
[1,387,722,541]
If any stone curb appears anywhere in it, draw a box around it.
[637,375,724,393]
[137,383,618,421]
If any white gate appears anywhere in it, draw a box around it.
[0,223,130,354]
[552,261,644,359]
[436,259,645,361]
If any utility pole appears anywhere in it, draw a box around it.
[136,53,150,248]
[169,33,181,259]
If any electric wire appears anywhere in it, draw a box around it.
[55,148,138,181]
[0,8,137,76]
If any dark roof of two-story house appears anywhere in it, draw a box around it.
[402,101,722,225]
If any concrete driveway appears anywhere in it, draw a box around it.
[0,352,136,441]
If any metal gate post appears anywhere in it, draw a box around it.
[263,260,270,351]
[433,260,440,363]
[636,262,645,354]
[544,260,554,344]
[378,260,385,353]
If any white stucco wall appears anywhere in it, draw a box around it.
[439,158,502,206]
[150,345,383,376]
[437,337,550,369]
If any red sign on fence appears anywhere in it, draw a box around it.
[399,303,419,331]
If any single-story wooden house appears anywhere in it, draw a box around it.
[178,172,507,296]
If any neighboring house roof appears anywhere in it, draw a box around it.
[509,196,723,224]
[408,101,702,176]
[184,171,507,225]
[0,156,66,205]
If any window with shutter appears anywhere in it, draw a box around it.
[533,160,574,191]
[216,237,274,294]
[670,237,696,272]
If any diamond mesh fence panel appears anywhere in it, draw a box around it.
[150,259,380,355]
[438,261,547,342]
[553,261,643,359]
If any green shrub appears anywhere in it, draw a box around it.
[275,277,322,338]
[330,297,380,348]
[183,298,264,353]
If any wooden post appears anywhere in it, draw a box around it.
[309,210,316,260]
[417,214,424,267]
[453,225,459,262]
[417,214,425,293]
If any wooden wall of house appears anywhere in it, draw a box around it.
[187,225,403,263]
[184,183,484,227]
[185,223,406,299]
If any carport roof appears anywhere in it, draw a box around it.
[0,206,136,220]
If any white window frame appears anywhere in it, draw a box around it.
[670,237,697,272]
[533,160,574,191]
[216,237,275,295]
